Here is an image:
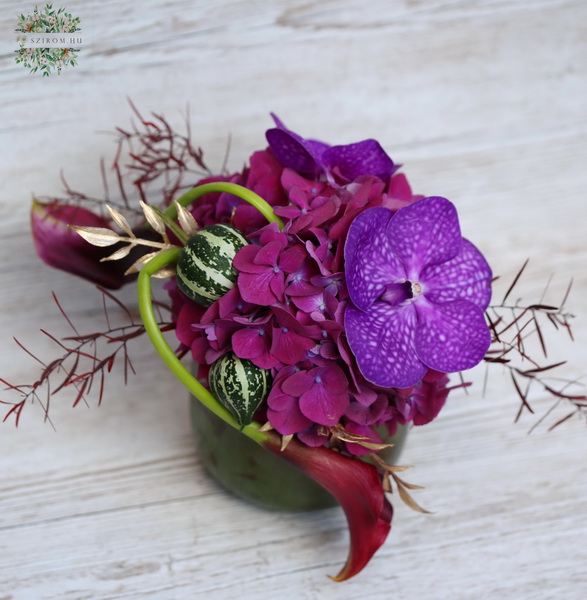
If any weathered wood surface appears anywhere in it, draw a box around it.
[1,1,586,598]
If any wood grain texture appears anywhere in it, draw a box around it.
[1,1,586,598]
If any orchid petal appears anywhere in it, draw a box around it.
[322,139,396,182]
[304,138,330,161]
[266,128,322,178]
[344,207,405,310]
[388,196,462,275]
[414,298,491,373]
[345,301,427,388]
[270,114,330,164]
[422,238,492,310]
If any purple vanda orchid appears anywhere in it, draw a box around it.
[344,197,492,389]
[266,114,398,184]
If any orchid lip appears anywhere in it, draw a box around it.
[411,281,423,297]
[380,279,424,307]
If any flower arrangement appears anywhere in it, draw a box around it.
[3,106,584,581]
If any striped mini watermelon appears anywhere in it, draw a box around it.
[208,352,271,428]
[176,223,248,307]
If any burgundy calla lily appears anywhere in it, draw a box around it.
[31,199,130,289]
[262,431,392,581]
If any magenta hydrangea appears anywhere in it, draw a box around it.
[167,116,491,450]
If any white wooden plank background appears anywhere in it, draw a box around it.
[1,1,586,598]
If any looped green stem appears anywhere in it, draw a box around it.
[138,181,284,444]
[137,249,267,444]
[164,182,284,230]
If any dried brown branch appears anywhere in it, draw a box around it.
[36,102,213,225]
[486,263,586,430]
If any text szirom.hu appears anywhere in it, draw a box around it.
[17,33,84,48]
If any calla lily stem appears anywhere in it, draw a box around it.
[139,181,284,444]
[137,248,268,444]
[164,182,284,230]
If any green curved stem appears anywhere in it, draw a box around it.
[139,182,281,443]
[137,249,268,445]
[163,182,284,230]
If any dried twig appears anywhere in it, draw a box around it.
[486,262,586,430]
[1,288,174,425]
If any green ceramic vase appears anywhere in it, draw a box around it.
[190,396,408,512]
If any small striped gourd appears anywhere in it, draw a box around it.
[176,223,248,307]
[208,352,271,428]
